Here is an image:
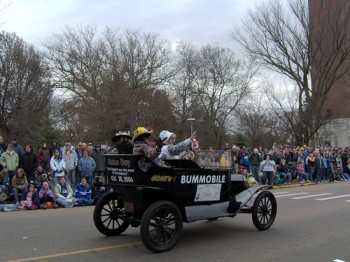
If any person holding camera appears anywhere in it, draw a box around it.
[92,176,109,205]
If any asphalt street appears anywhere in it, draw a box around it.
[1,182,350,262]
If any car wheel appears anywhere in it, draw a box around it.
[140,200,183,253]
[93,192,130,236]
[252,191,277,231]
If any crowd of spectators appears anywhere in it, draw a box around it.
[228,144,350,186]
[0,135,109,210]
[1,131,349,211]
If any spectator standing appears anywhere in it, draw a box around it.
[62,142,78,187]
[11,138,24,157]
[50,149,66,186]
[74,177,93,206]
[240,149,250,171]
[249,148,262,183]
[49,140,60,158]
[0,144,19,187]
[260,154,276,186]
[54,177,76,208]
[12,168,28,205]
[91,145,106,180]
[37,143,50,171]
[78,150,96,186]
[20,144,38,182]
[315,152,324,183]
[0,135,7,152]
[75,142,85,182]
[306,152,316,181]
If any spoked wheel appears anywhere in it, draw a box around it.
[140,200,183,253]
[93,193,130,236]
[252,191,277,231]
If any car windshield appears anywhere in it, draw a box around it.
[193,150,232,169]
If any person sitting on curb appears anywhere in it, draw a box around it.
[74,177,93,206]
[297,160,311,183]
[39,182,56,209]
[12,168,28,205]
[92,176,109,205]
[18,183,40,210]
[54,177,77,208]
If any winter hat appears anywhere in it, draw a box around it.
[159,130,174,143]
[42,182,49,188]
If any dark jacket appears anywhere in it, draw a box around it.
[91,151,106,172]
[20,152,38,179]
[249,153,262,166]
[109,141,134,154]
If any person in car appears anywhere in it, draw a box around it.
[132,127,165,166]
[158,130,196,160]
[109,130,134,154]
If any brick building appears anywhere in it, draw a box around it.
[309,0,350,147]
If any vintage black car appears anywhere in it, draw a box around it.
[93,151,277,253]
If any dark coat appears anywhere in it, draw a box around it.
[20,152,38,179]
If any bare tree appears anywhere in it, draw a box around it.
[232,0,350,145]
[235,98,290,148]
[42,26,174,143]
[0,31,53,144]
[171,43,257,148]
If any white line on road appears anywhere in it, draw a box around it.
[274,192,309,198]
[273,192,290,195]
[291,193,333,199]
[316,194,350,201]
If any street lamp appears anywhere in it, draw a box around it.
[187,118,195,135]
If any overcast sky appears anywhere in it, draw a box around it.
[1,0,261,48]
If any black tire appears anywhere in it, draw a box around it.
[252,191,277,231]
[93,193,130,236]
[140,200,183,253]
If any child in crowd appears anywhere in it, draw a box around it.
[39,182,56,209]
[18,184,40,210]
[74,177,93,206]
[297,160,311,183]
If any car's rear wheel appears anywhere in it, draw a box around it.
[252,191,277,231]
[140,200,183,253]
[93,193,130,236]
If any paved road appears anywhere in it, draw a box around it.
[1,182,350,262]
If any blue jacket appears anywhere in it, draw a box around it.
[78,157,96,177]
[74,183,92,200]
